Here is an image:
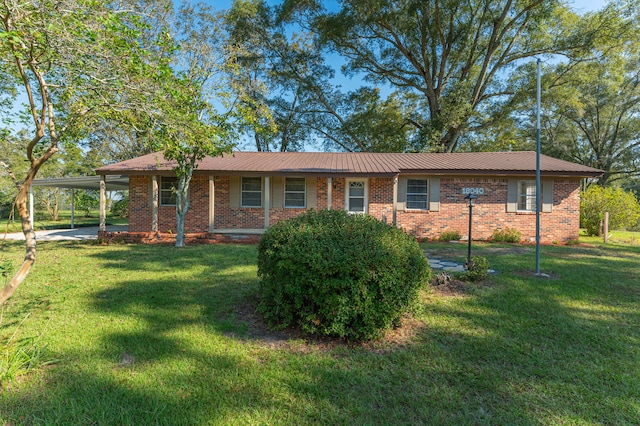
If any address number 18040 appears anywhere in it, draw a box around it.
[461,187,485,195]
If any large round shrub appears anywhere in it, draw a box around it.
[257,209,431,341]
[581,185,640,236]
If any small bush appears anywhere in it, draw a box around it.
[464,256,489,282]
[581,186,640,236]
[438,230,461,242]
[110,196,129,218]
[258,209,431,341]
[491,228,522,243]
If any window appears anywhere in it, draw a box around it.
[284,177,306,208]
[347,179,367,213]
[242,177,262,207]
[518,180,536,211]
[406,178,428,210]
[160,176,177,206]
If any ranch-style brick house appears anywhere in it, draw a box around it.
[95,151,602,244]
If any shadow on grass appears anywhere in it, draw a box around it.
[1,242,639,424]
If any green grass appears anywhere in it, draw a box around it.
[0,238,639,425]
[2,210,127,233]
[600,229,640,245]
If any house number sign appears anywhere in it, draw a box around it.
[461,187,485,195]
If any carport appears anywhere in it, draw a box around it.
[30,175,129,231]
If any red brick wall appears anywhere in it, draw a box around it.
[368,178,394,225]
[129,175,210,233]
[128,174,582,243]
[316,178,329,209]
[396,177,581,243]
[331,178,346,210]
[213,176,264,229]
[129,176,152,232]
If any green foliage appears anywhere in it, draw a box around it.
[581,186,640,236]
[526,2,640,185]
[298,0,575,152]
[109,196,128,218]
[464,256,489,282]
[438,230,461,242]
[491,228,522,243]
[74,190,99,218]
[257,209,431,341]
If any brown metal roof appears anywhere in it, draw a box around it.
[95,151,603,178]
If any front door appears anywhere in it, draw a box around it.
[346,179,368,213]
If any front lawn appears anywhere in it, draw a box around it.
[0,239,638,424]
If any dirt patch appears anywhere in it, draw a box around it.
[230,298,427,352]
[430,279,471,296]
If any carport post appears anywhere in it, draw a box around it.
[70,189,75,229]
[99,175,106,232]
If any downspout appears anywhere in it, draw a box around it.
[392,175,398,225]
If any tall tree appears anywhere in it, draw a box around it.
[279,0,601,152]
[490,1,640,186]
[0,0,173,304]
[227,0,417,152]
[159,2,235,247]
[540,4,640,186]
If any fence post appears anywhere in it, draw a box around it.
[604,211,609,243]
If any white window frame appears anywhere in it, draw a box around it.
[241,177,262,208]
[406,178,429,210]
[160,176,177,206]
[517,180,536,212]
[345,178,368,214]
[284,177,306,208]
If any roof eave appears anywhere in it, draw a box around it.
[97,168,602,179]
[400,169,602,178]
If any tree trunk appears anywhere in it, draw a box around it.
[0,180,37,305]
[441,126,462,153]
[175,175,191,248]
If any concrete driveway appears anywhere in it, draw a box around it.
[1,226,127,241]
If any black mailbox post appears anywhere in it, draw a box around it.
[464,194,478,269]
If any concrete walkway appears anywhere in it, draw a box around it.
[1,226,127,241]
[429,257,497,274]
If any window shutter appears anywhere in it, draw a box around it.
[229,176,240,208]
[542,179,554,213]
[397,177,406,211]
[307,178,317,209]
[429,178,440,211]
[507,179,518,212]
[271,176,284,208]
